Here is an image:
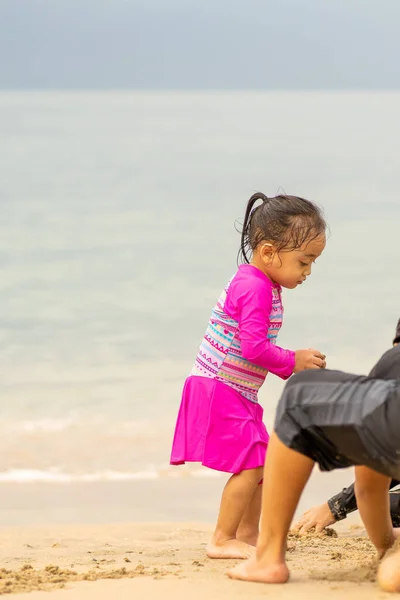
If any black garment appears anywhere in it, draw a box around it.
[327,480,400,525]
[369,344,400,380]
[275,368,400,478]
[394,319,400,345]
[326,345,400,522]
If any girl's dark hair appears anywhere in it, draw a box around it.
[239,192,326,264]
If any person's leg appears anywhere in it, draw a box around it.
[228,432,315,583]
[354,466,394,557]
[354,467,400,594]
[236,483,262,546]
[206,466,263,559]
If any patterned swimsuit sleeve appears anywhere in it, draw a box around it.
[225,274,295,379]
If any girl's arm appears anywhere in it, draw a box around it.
[227,278,295,379]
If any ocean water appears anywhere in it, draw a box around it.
[0,91,399,484]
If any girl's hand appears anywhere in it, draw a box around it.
[294,349,326,373]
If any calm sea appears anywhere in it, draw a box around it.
[0,91,399,484]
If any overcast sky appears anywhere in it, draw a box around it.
[1,0,400,89]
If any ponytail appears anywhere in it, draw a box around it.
[239,193,269,264]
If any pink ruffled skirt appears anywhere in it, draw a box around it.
[170,375,269,474]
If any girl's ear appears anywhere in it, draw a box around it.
[259,242,275,265]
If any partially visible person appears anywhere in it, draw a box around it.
[293,317,400,535]
[228,344,400,592]
[394,318,400,345]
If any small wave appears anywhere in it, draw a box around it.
[15,419,74,433]
[2,417,174,439]
[0,467,223,484]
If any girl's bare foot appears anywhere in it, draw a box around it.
[206,537,255,559]
[237,533,258,546]
[227,555,289,583]
[236,527,258,547]
[377,548,400,592]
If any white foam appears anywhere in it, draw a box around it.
[17,419,74,433]
[0,469,73,483]
[0,467,223,484]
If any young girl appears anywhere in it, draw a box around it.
[228,345,400,592]
[170,192,327,560]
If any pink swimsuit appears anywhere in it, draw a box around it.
[170,264,295,473]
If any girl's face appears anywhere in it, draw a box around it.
[253,234,326,289]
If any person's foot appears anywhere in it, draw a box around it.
[237,533,258,546]
[377,547,400,592]
[375,529,396,560]
[227,555,289,583]
[236,528,258,547]
[206,537,255,559]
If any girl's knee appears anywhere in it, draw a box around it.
[233,466,263,484]
[246,466,264,482]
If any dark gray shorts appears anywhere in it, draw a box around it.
[274,369,400,480]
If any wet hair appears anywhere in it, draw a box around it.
[239,192,327,264]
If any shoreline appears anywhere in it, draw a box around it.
[0,466,357,526]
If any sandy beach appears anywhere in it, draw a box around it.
[0,520,389,599]
[0,467,386,597]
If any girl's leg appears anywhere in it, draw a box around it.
[228,432,315,583]
[206,466,263,559]
[236,483,262,546]
[354,466,394,556]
